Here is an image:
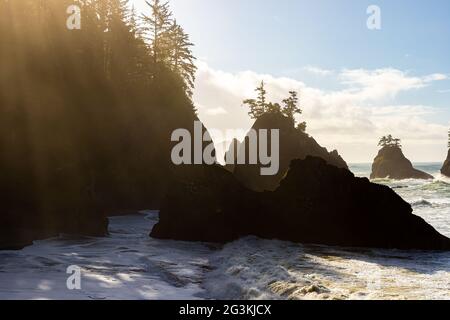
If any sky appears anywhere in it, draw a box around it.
[131,0,450,163]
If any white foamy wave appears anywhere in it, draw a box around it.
[433,173,450,184]
[203,238,450,300]
[1,161,450,301]
[0,211,449,300]
[0,211,212,300]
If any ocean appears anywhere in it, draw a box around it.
[0,163,449,300]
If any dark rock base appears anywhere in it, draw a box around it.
[152,157,450,251]
[441,150,450,178]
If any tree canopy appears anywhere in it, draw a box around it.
[243,82,306,131]
[141,0,197,96]
[243,81,268,119]
[0,0,200,230]
[448,129,450,149]
[378,135,402,148]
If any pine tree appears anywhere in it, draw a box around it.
[243,83,306,129]
[378,135,401,148]
[94,0,112,77]
[282,91,302,124]
[243,81,268,119]
[266,102,281,114]
[243,98,258,119]
[256,81,267,113]
[109,0,130,22]
[386,134,394,146]
[141,0,173,65]
[393,138,402,148]
[127,4,151,84]
[129,5,140,37]
[167,20,197,97]
[106,0,132,82]
[378,136,388,147]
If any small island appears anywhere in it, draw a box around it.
[371,135,434,180]
[441,129,450,178]
[227,82,347,192]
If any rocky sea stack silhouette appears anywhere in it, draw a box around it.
[152,157,450,250]
[152,113,450,251]
[371,146,434,180]
[228,112,347,191]
[441,150,450,178]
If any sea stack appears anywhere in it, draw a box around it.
[151,157,450,251]
[229,112,347,191]
[441,129,450,177]
[370,135,433,180]
[441,149,450,177]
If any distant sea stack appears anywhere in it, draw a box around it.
[370,136,433,180]
[151,157,450,251]
[441,149,450,178]
[228,112,348,192]
[441,127,450,177]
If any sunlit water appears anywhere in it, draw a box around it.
[0,164,449,300]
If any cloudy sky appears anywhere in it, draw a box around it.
[131,0,450,163]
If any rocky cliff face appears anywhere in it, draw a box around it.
[0,0,212,250]
[229,112,348,192]
[371,146,433,180]
[441,150,450,178]
[151,157,450,251]
[0,104,210,250]
[0,165,109,250]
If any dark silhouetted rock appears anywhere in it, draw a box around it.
[229,112,348,191]
[441,150,450,178]
[0,0,216,249]
[371,146,433,180]
[0,155,109,250]
[152,157,450,251]
[0,174,108,250]
[151,164,259,243]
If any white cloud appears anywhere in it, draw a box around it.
[338,68,441,101]
[424,73,448,82]
[193,62,449,163]
[303,66,334,76]
[205,107,228,116]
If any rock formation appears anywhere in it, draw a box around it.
[441,150,450,178]
[0,167,108,250]
[371,146,433,180]
[0,0,211,249]
[228,112,348,191]
[151,157,450,251]
[0,103,210,250]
